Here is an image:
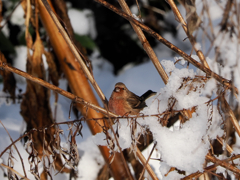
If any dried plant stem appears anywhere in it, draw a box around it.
[109,2,162,178]
[94,0,238,94]
[0,121,27,178]
[40,0,107,105]
[0,60,156,180]
[222,97,240,138]
[166,0,210,69]
[136,146,158,180]
[38,1,134,179]
[0,62,116,117]
[206,154,240,174]
[216,136,233,154]
[183,155,240,179]
[138,142,158,180]
[0,163,30,180]
[118,0,168,84]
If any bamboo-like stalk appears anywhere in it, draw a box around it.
[166,0,210,69]
[38,0,159,179]
[118,0,168,84]
[38,0,133,179]
[94,0,238,94]
[41,0,107,106]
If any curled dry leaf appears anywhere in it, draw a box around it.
[179,0,201,35]
[0,52,16,102]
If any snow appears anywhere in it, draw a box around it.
[68,9,97,39]
[9,4,25,26]
[13,46,28,83]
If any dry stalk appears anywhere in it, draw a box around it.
[0,61,154,180]
[0,120,27,178]
[136,147,159,180]
[0,163,30,180]
[219,95,240,139]
[138,142,157,180]
[117,0,168,84]
[40,0,107,106]
[39,2,133,177]
[216,136,233,154]
[0,61,115,117]
[94,0,238,94]
[38,1,157,179]
[166,0,210,69]
[206,154,240,174]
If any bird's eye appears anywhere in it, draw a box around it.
[115,87,121,92]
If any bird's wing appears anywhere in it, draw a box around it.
[127,92,147,110]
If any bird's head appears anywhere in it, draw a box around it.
[113,82,128,97]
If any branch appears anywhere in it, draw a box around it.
[0,121,27,178]
[0,61,116,118]
[166,0,210,69]
[206,154,240,174]
[118,0,168,84]
[40,0,108,106]
[94,0,238,94]
[138,142,158,180]
[0,163,30,180]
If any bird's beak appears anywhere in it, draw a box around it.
[114,87,121,92]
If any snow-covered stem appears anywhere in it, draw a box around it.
[216,136,233,154]
[94,0,238,94]
[166,0,210,69]
[117,0,168,85]
[206,154,240,174]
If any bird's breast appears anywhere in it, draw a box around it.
[108,97,128,116]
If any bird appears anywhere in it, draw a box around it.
[108,82,156,116]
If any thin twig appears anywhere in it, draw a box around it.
[0,163,30,180]
[138,142,157,180]
[118,0,168,84]
[0,61,116,118]
[167,0,210,68]
[136,146,159,180]
[206,154,240,174]
[0,60,135,179]
[216,136,233,154]
[0,120,27,178]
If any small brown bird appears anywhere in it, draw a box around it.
[108,82,156,116]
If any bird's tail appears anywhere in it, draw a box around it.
[141,90,157,101]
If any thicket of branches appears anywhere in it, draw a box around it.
[0,0,240,179]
